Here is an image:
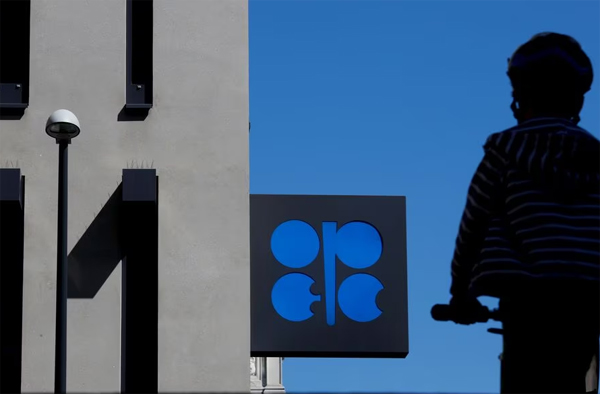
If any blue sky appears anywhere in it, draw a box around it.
[249,1,600,393]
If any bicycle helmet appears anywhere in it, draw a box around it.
[507,32,593,124]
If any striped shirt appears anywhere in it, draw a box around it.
[450,117,600,298]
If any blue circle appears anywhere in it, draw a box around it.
[271,220,320,268]
[336,222,382,269]
[338,273,383,323]
[271,273,321,322]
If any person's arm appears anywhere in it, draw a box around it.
[450,144,506,297]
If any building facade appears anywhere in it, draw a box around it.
[0,0,283,391]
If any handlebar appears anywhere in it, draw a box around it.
[431,303,501,323]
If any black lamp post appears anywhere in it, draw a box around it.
[46,109,80,394]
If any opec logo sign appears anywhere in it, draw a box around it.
[251,194,409,358]
[270,220,383,325]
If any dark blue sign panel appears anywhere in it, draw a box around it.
[251,194,408,358]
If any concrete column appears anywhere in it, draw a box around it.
[250,357,285,393]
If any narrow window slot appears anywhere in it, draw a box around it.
[125,0,153,112]
[0,0,31,115]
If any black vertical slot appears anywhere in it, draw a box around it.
[0,169,25,393]
[120,169,158,393]
[125,0,153,112]
[0,0,31,118]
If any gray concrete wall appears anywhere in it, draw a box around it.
[0,0,249,391]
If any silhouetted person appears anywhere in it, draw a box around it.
[447,32,599,393]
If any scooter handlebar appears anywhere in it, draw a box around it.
[431,303,499,323]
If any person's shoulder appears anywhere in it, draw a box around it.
[484,118,599,149]
[482,123,521,149]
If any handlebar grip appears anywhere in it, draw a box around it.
[431,304,453,321]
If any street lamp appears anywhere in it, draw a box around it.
[46,109,80,394]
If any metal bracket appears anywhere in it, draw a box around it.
[0,83,28,109]
[125,84,152,110]
[0,168,24,206]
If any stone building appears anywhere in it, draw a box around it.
[0,0,284,391]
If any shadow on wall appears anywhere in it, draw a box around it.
[68,184,123,299]
[0,108,27,120]
[117,106,150,122]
